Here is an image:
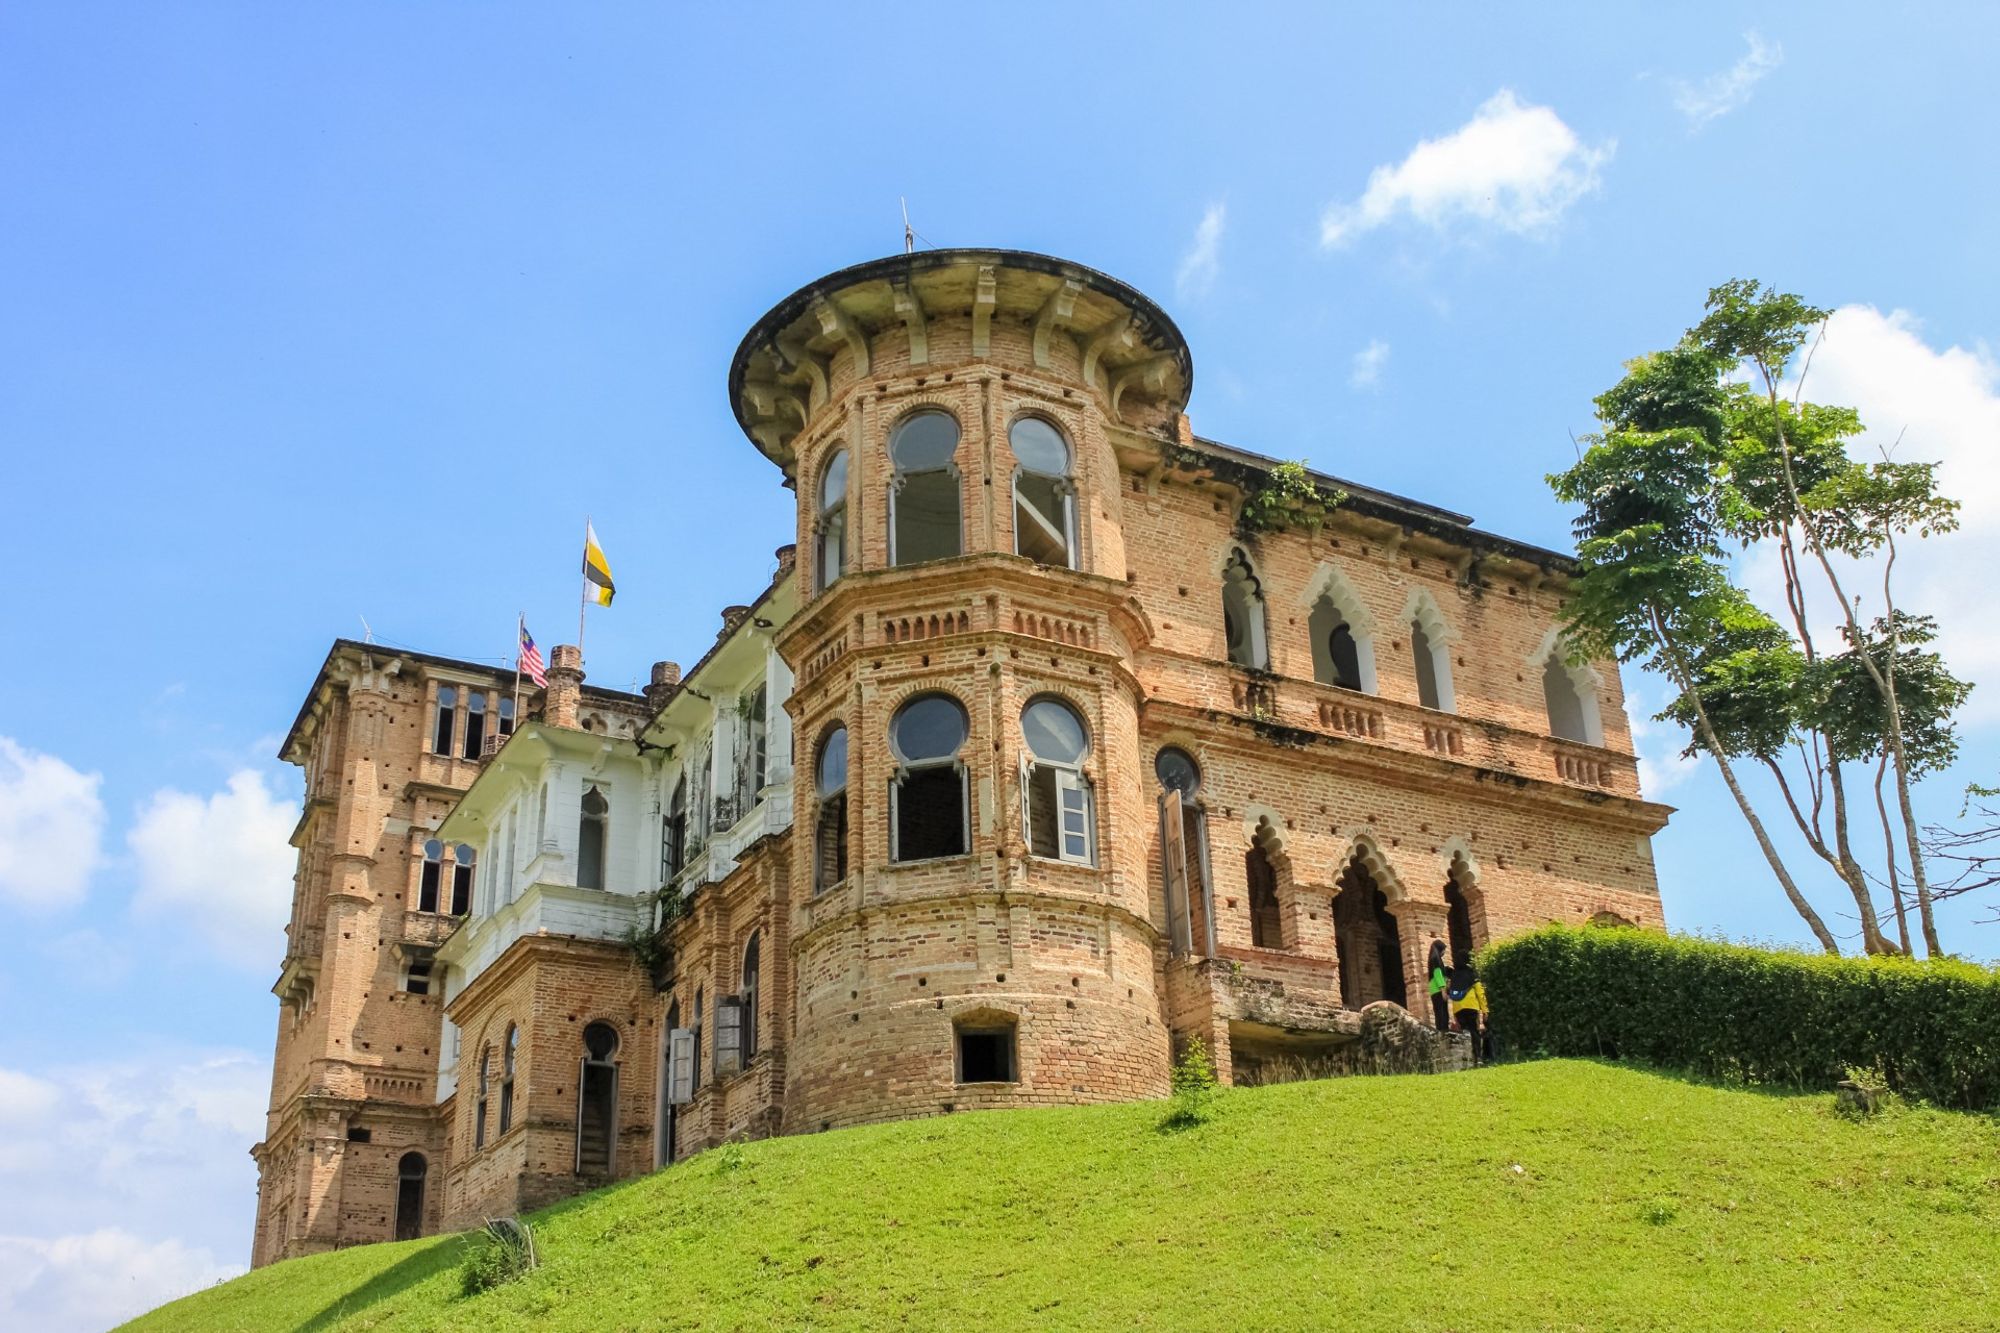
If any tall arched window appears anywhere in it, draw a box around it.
[498,696,517,738]
[890,694,969,861]
[735,684,768,812]
[1221,548,1269,669]
[816,449,848,593]
[658,997,681,1166]
[1155,747,1208,956]
[1011,417,1075,568]
[1246,834,1283,949]
[815,726,849,893]
[418,839,444,913]
[889,410,961,566]
[1332,852,1405,1009]
[1541,642,1603,744]
[1412,621,1445,710]
[462,692,487,759]
[1405,591,1456,713]
[499,1024,518,1134]
[662,775,687,883]
[474,1045,491,1149]
[1307,566,1377,693]
[577,786,608,890]
[576,1022,619,1176]
[450,844,475,916]
[1021,697,1093,864]
[394,1153,427,1241]
[432,687,456,755]
[740,932,761,1060]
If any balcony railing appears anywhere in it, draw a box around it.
[401,911,460,949]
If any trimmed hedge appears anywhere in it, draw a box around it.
[1482,926,2000,1110]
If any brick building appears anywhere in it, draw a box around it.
[250,248,1670,1263]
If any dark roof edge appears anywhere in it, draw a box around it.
[1184,435,1577,571]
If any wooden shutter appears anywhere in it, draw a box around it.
[1056,771,1092,865]
[1159,790,1193,956]
[666,1028,695,1104]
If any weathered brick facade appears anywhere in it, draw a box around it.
[253,248,1669,1265]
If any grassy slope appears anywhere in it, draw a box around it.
[129,1061,2000,1333]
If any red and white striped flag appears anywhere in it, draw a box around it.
[518,620,547,687]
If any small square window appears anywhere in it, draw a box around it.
[955,1026,1017,1084]
[405,959,433,996]
[346,1126,372,1143]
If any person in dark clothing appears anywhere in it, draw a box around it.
[1426,936,1451,1033]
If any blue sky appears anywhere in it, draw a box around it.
[1,4,1996,1325]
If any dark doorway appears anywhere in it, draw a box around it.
[394,1152,426,1241]
[1332,856,1405,1009]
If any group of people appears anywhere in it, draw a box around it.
[1426,936,1492,1064]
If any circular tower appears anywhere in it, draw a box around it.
[731,250,1193,1129]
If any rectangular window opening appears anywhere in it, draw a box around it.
[955,1027,1017,1084]
[893,767,967,862]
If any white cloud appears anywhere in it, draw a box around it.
[1350,339,1390,389]
[0,738,105,911]
[1627,685,1703,796]
[1320,90,1612,247]
[1673,32,1783,128]
[0,1050,264,1331]
[0,1230,238,1333]
[1175,202,1226,301]
[1766,306,2000,725]
[129,769,296,968]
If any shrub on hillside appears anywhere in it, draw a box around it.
[1482,926,2000,1110]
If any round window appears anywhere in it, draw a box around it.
[1154,747,1200,797]
[890,410,960,472]
[1009,417,1070,476]
[891,694,968,762]
[1022,697,1088,764]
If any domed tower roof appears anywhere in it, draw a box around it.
[729,248,1193,473]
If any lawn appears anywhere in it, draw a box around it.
[126,1060,2000,1332]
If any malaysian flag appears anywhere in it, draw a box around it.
[518,619,548,687]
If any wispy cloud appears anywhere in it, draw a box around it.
[129,769,296,968]
[1320,90,1612,248]
[1349,339,1390,389]
[1175,202,1226,301]
[1672,32,1783,129]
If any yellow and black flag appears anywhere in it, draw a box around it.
[583,522,616,607]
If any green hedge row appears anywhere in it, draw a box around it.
[1481,926,2000,1110]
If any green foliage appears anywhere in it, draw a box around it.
[713,1141,747,1173]
[458,1218,537,1297]
[1160,1036,1220,1129]
[1482,926,2000,1109]
[127,1062,2000,1332]
[1810,614,1972,772]
[1236,460,1343,534]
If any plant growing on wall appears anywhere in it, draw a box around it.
[1237,460,1345,535]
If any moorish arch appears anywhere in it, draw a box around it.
[1400,586,1458,713]
[1529,627,1605,746]
[1438,837,1488,966]
[1331,833,1407,1009]
[1301,561,1379,694]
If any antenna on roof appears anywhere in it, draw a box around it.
[359,614,375,644]
[900,197,914,254]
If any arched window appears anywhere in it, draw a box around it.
[1307,567,1377,693]
[1221,548,1269,669]
[1405,591,1457,713]
[418,839,444,913]
[1541,643,1603,744]
[499,1024,518,1134]
[576,1022,619,1176]
[1412,621,1444,710]
[1245,841,1282,949]
[577,786,608,890]
[432,686,456,755]
[890,694,969,862]
[1021,697,1093,864]
[474,1044,491,1149]
[816,448,848,593]
[889,410,961,566]
[658,997,682,1166]
[462,692,487,759]
[1011,417,1075,568]
[740,932,761,1060]
[661,775,687,883]
[814,726,849,893]
[1332,853,1405,1009]
[450,844,475,916]
[498,696,517,738]
[394,1153,427,1242]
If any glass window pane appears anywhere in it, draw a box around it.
[1022,698,1087,764]
[820,449,848,510]
[893,696,967,762]
[1009,417,1069,476]
[1014,474,1070,567]
[893,470,960,565]
[817,727,848,795]
[890,410,959,472]
[1154,747,1200,796]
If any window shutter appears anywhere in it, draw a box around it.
[1159,790,1192,955]
[888,775,901,863]
[666,1028,695,1104]
[1018,754,1033,850]
[713,998,744,1077]
[1056,771,1092,865]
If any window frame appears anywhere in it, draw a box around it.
[1020,696,1095,866]
[888,695,971,864]
[432,686,457,755]
[449,844,474,916]
[577,784,609,890]
[1008,414,1077,570]
[1220,548,1270,670]
[498,1024,517,1134]
[462,691,487,759]
[887,408,963,568]
[816,447,849,594]
[814,725,849,893]
[418,839,444,913]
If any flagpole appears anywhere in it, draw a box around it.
[513,613,524,720]
[578,515,590,663]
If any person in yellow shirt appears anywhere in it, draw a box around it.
[1450,963,1490,1065]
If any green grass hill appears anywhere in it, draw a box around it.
[127,1061,1999,1332]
